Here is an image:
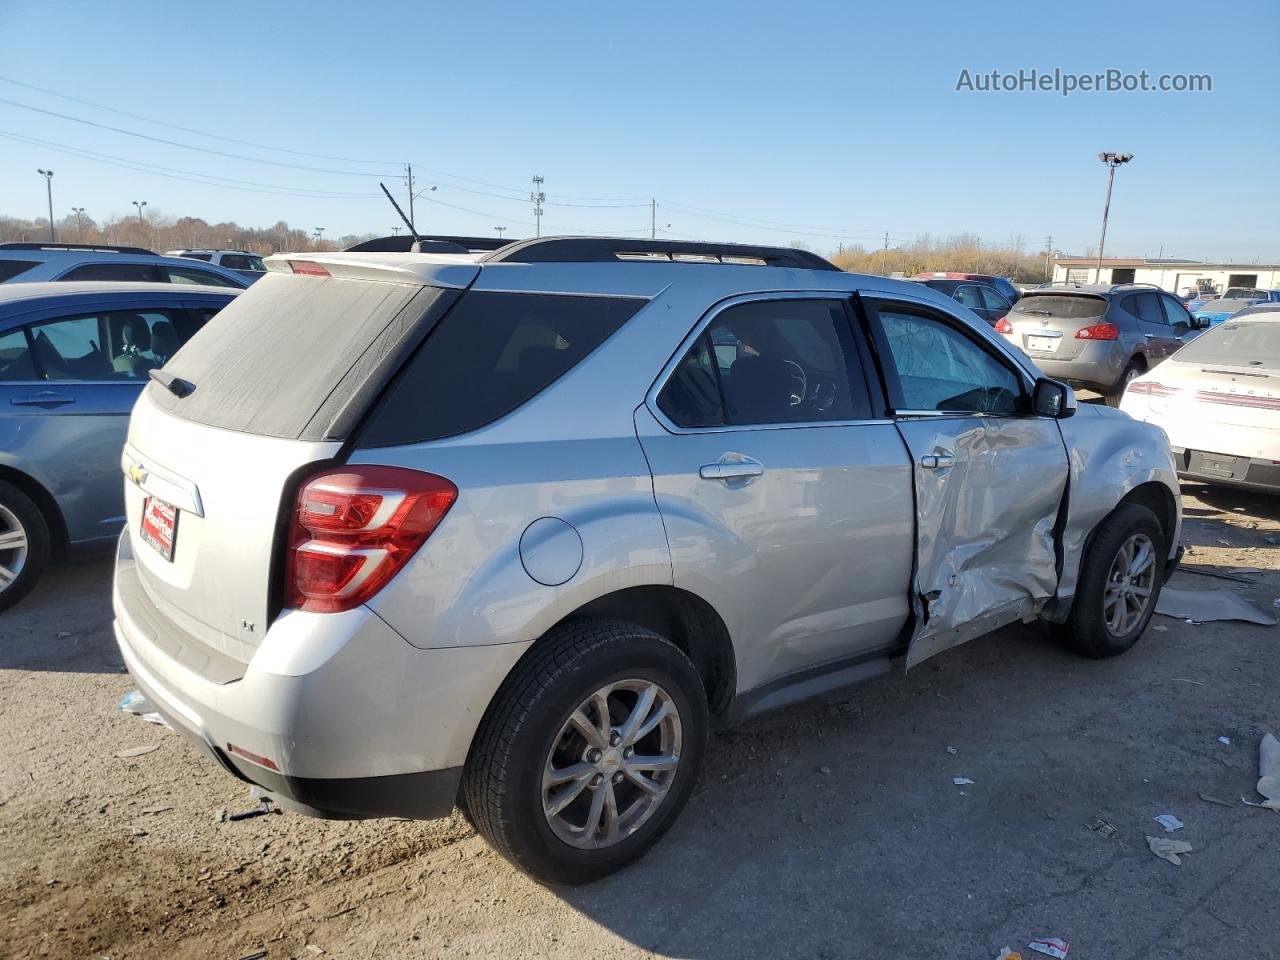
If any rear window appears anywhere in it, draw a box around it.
[1173,321,1280,369]
[147,274,450,440]
[1011,294,1106,320]
[359,291,644,446]
[0,259,39,282]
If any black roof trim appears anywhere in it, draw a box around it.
[482,237,840,271]
[344,234,513,253]
[0,241,156,255]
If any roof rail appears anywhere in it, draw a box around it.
[1109,282,1164,292]
[0,241,156,255]
[344,234,512,253]
[483,236,840,271]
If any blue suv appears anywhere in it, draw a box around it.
[0,281,238,610]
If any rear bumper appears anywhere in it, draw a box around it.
[1023,342,1128,394]
[112,530,532,820]
[1171,447,1280,493]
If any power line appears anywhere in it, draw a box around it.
[0,74,397,166]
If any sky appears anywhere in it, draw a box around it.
[0,0,1277,260]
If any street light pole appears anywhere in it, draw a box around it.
[494,226,506,241]
[1094,152,1133,283]
[37,170,54,241]
[71,207,85,241]
[314,227,324,248]
[132,200,147,225]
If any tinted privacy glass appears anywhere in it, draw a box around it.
[876,305,1022,414]
[1136,293,1166,325]
[360,291,643,446]
[61,262,164,282]
[148,274,437,439]
[978,286,1010,311]
[165,266,240,287]
[0,259,39,282]
[953,286,983,309]
[0,329,35,380]
[658,298,868,428]
[1012,295,1106,320]
[1174,321,1280,369]
[220,254,263,271]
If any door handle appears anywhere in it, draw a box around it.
[10,391,75,408]
[919,452,955,469]
[700,457,764,481]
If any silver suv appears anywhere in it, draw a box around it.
[996,283,1208,405]
[113,239,1183,884]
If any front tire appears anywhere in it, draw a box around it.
[0,479,50,614]
[1061,502,1165,658]
[461,619,709,885]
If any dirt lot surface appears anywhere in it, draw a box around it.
[2,482,1279,960]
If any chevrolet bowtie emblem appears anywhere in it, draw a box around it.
[127,463,149,485]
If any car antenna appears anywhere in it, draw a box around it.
[379,182,421,245]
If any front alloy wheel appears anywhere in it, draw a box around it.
[1102,532,1156,637]
[542,680,682,849]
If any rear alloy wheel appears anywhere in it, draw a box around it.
[1105,364,1142,407]
[462,620,708,885]
[0,479,51,614]
[1060,502,1165,658]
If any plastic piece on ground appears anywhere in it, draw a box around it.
[1153,813,1184,831]
[1029,938,1070,959]
[1155,587,1278,625]
[1218,736,1231,745]
[1146,835,1193,865]
[953,777,974,785]
[118,689,173,730]
[1256,732,1280,811]
[998,949,1023,960]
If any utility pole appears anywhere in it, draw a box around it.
[975,237,981,272]
[132,199,147,225]
[405,164,415,235]
[1094,151,1133,282]
[650,198,657,240]
[1044,234,1053,281]
[391,226,400,236]
[881,231,889,274]
[71,206,85,241]
[495,226,506,241]
[37,169,54,241]
[314,226,324,248]
[530,175,545,238]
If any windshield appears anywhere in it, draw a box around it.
[1011,294,1106,319]
[1173,320,1280,369]
[1223,288,1264,299]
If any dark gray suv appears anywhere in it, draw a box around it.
[996,283,1210,405]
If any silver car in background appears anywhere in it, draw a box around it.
[113,239,1182,884]
[996,283,1208,405]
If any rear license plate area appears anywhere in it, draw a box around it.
[140,496,179,561]
[1189,450,1245,479]
[1026,334,1060,353]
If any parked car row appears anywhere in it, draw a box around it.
[0,243,251,288]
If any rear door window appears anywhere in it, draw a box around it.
[164,265,241,287]
[1136,292,1167,326]
[60,262,165,282]
[0,259,39,282]
[977,286,1011,312]
[26,315,114,380]
[953,285,984,310]
[0,329,36,381]
[360,291,644,445]
[657,298,869,428]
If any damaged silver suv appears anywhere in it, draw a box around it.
[113,238,1182,884]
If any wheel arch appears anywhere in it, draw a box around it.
[0,464,67,556]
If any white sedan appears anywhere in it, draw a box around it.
[1121,308,1280,493]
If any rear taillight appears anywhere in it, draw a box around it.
[1126,381,1178,397]
[284,466,457,613]
[1075,322,1119,341]
[994,317,1013,334]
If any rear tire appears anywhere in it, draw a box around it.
[1060,503,1165,658]
[1105,363,1143,407]
[0,479,50,614]
[461,619,708,885]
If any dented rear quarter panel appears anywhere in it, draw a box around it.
[1055,404,1182,598]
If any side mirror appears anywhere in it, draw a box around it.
[1194,316,1212,329]
[1033,378,1076,418]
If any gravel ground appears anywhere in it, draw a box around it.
[2,482,1278,960]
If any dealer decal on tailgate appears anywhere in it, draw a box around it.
[140,497,179,562]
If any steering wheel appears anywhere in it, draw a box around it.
[781,360,808,407]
